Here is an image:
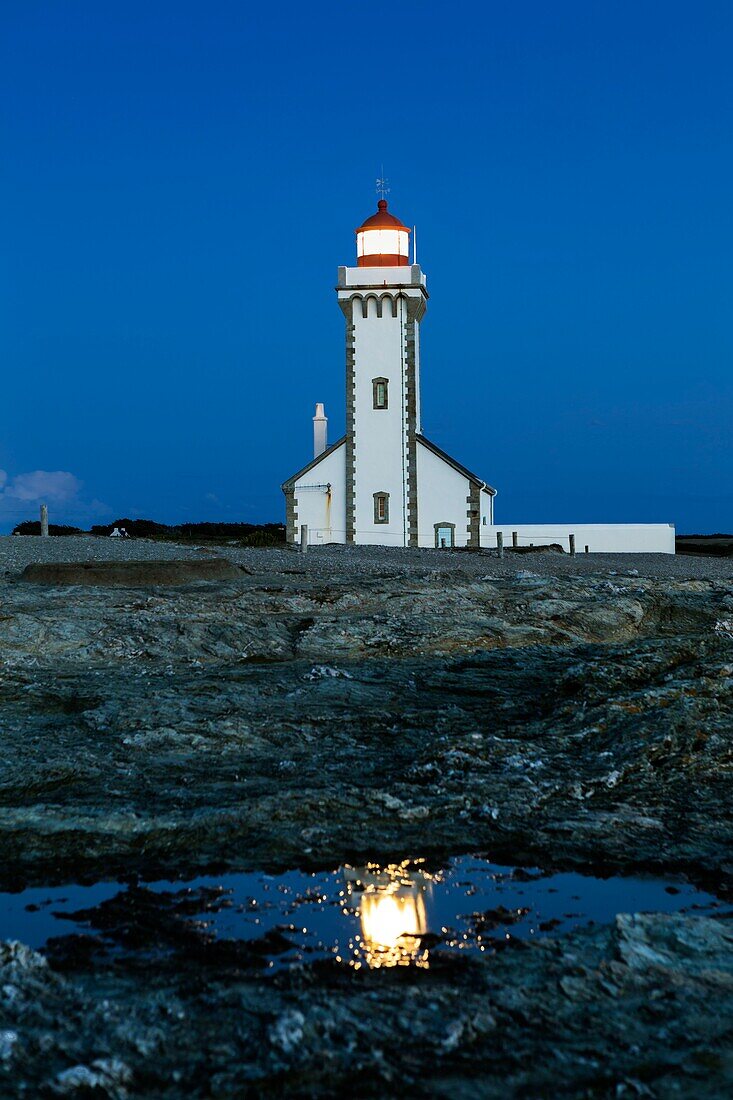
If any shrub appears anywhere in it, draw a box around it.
[12,522,84,536]
[88,519,286,544]
[90,518,170,537]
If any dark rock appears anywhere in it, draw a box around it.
[510,542,565,554]
[19,558,246,586]
[1,545,733,1094]
[465,905,531,931]
[2,914,733,1097]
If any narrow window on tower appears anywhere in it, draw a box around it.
[373,492,390,524]
[372,377,388,410]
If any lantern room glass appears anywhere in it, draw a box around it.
[357,229,409,260]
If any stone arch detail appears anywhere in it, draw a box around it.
[379,292,398,318]
[361,293,382,318]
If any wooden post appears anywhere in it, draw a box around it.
[40,504,49,538]
[569,533,576,556]
[300,524,308,554]
[585,544,589,554]
[512,530,518,548]
[497,531,504,559]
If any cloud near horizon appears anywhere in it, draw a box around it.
[0,469,82,503]
[0,470,111,529]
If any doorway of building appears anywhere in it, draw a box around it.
[435,523,455,549]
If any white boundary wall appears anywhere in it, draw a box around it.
[482,524,676,554]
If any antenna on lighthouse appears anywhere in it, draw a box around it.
[413,224,417,265]
[376,167,390,200]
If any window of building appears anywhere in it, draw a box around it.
[374,492,390,524]
[372,377,388,410]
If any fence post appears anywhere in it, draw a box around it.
[512,531,518,548]
[497,531,504,559]
[40,504,49,538]
[300,524,308,554]
[569,533,576,556]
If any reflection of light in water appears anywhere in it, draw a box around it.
[361,890,428,949]
[344,862,434,969]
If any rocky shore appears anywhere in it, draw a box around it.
[1,538,732,1096]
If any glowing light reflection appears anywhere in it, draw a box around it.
[344,862,434,969]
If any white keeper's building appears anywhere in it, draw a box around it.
[283,198,496,549]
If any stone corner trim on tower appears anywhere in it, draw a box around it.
[338,297,357,544]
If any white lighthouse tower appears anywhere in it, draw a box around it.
[283,195,496,548]
[338,199,426,544]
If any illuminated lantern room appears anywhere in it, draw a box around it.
[356,199,411,267]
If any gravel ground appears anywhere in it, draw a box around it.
[1,535,733,582]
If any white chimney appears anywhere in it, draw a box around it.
[313,402,327,458]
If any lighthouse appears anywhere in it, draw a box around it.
[283,196,496,547]
[342,199,424,545]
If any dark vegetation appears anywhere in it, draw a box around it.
[676,534,733,557]
[11,521,84,536]
[12,518,286,547]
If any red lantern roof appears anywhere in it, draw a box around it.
[356,199,410,232]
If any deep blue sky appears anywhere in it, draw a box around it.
[2,1,731,533]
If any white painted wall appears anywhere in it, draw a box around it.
[340,264,427,290]
[416,442,472,547]
[293,441,346,544]
[482,523,676,554]
[478,489,493,543]
[338,269,427,547]
[352,298,409,545]
[413,321,422,432]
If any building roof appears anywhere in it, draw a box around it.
[356,199,410,233]
[281,435,346,491]
[417,434,497,495]
[282,432,496,496]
